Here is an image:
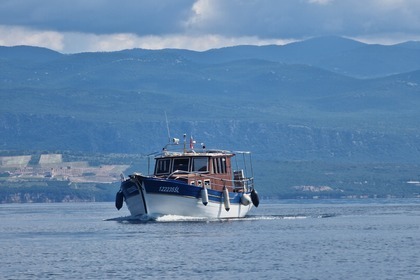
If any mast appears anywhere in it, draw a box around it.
[165,111,171,143]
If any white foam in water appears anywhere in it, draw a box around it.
[245,215,308,220]
[283,215,308,220]
[239,215,281,221]
[105,213,331,223]
[156,215,295,222]
[155,215,210,222]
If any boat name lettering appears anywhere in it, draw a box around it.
[159,186,180,193]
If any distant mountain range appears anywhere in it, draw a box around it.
[3,36,420,77]
[3,36,420,199]
[1,36,420,164]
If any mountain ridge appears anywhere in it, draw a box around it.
[1,36,420,163]
[2,36,420,77]
[2,36,420,198]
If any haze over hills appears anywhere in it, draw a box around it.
[1,36,420,199]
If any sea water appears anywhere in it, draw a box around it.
[1,199,419,279]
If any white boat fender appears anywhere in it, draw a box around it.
[115,189,124,210]
[223,187,230,211]
[201,187,209,206]
[241,193,252,206]
[251,189,260,207]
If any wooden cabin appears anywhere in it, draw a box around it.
[153,151,242,192]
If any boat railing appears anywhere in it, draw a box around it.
[166,170,191,179]
[164,170,254,192]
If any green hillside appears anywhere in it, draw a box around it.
[1,37,420,199]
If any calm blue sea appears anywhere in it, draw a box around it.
[1,199,419,280]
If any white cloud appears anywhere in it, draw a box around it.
[63,33,294,53]
[2,1,420,52]
[187,0,223,27]
[0,25,64,50]
[61,32,139,53]
[352,33,420,45]
[0,25,294,53]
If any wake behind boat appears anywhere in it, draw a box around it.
[115,134,259,219]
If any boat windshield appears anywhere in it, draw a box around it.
[154,156,211,175]
[192,157,208,172]
[173,158,189,172]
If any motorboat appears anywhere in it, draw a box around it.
[115,135,259,219]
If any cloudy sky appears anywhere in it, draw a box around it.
[1,0,420,53]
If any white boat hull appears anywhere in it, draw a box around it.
[121,177,254,219]
[125,192,253,219]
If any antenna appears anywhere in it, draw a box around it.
[165,111,171,143]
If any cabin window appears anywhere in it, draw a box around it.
[155,158,171,175]
[173,158,189,172]
[192,157,208,172]
[212,157,227,174]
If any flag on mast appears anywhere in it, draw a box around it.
[190,135,196,149]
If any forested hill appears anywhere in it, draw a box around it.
[2,36,420,199]
[1,36,420,164]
